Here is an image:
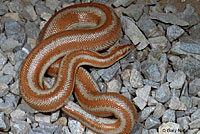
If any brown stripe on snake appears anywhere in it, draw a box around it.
[19,3,137,134]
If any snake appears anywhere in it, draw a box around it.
[19,3,137,134]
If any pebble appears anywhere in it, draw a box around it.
[97,62,120,82]
[54,117,67,126]
[150,12,189,26]
[180,96,192,109]
[46,0,61,11]
[148,36,171,52]
[133,96,147,110]
[140,106,155,122]
[0,2,8,15]
[0,112,10,131]
[35,113,51,123]
[169,96,187,110]
[155,82,171,103]
[189,78,200,96]
[23,5,37,21]
[25,21,40,40]
[153,103,165,119]
[145,116,161,129]
[0,75,13,85]
[4,13,20,21]
[107,79,121,93]
[68,118,85,134]
[10,109,26,122]
[136,85,151,102]
[177,116,190,130]
[169,71,186,89]
[10,80,20,95]
[190,24,200,40]
[162,109,175,123]
[137,14,159,38]
[121,16,149,50]
[10,121,31,134]
[189,119,200,129]
[113,0,135,7]
[123,4,144,21]
[167,25,185,42]
[164,3,177,13]
[38,122,58,133]
[61,126,71,134]
[0,82,9,97]
[1,38,22,52]
[51,111,60,122]
[130,68,143,88]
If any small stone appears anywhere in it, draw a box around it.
[0,75,13,85]
[4,13,20,21]
[46,0,61,11]
[51,111,60,122]
[169,71,186,89]
[137,14,160,38]
[147,96,158,106]
[177,116,190,130]
[167,25,185,42]
[54,117,67,126]
[10,121,31,134]
[41,12,52,21]
[145,117,160,129]
[143,79,160,89]
[121,69,131,82]
[136,85,151,102]
[10,109,26,122]
[130,68,143,88]
[0,2,8,15]
[150,12,189,26]
[1,38,22,52]
[148,36,170,52]
[189,119,200,129]
[24,5,37,21]
[107,79,121,93]
[38,122,58,133]
[10,80,20,95]
[191,109,200,121]
[2,62,16,77]
[155,82,171,103]
[0,51,7,70]
[159,122,181,134]
[123,4,144,21]
[164,3,177,13]
[123,81,135,94]
[180,42,200,55]
[169,96,187,110]
[133,97,147,110]
[190,24,200,40]
[0,112,10,131]
[113,0,135,7]
[35,113,51,123]
[153,103,165,119]
[97,62,120,82]
[180,96,192,109]
[140,106,155,122]
[121,16,149,50]
[162,109,175,123]
[189,78,200,96]
[68,118,85,134]
[0,82,9,97]
[175,111,185,118]
[25,21,40,40]
[141,62,161,83]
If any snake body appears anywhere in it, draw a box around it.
[19,3,136,134]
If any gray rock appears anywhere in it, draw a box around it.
[169,56,200,80]
[137,14,159,38]
[145,117,161,129]
[0,2,8,15]
[14,50,28,63]
[143,79,160,89]
[133,96,147,110]
[120,16,149,50]
[2,62,16,77]
[130,68,143,88]
[107,79,121,93]
[1,38,22,52]
[191,109,200,121]
[113,0,135,7]
[10,109,26,122]
[148,36,171,52]
[190,24,200,41]
[167,25,185,42]
[123,4,144,21]
[90,70,100,81]
[140,106,155,122]
[169,96,187,110]
[189,78,200,96]
[68,118,85,134]
[51,111,60,122]
[177,116,190,130]
[11,121,31,134]
[0,82,9,97]
[175,111,185,118]
[7,0,23,13]
[180,42,200,55]
[35,1,54,16]
[123,81,135,94]
[46,0,61,11]
[150,12,189,26]
[147,96,158,106]
[97,82,107,93]
[0,75,13,85]
[0,112,10,131]
[25,21,40,40]
[136,85,151,102]
[155,82,171,103]
[38,122,58,133]
[35,113,51,123]
[141,62,161,83]
[153,103,165,119]
[18,101,38,114]
[180,96,192,109]
[189,119,200,129]
[131,122,143,134]
[61,126,71,134]
[164,3,177,13]
[10,80,20,95]
[97,62,120,82]
[162,109,175,123]
[169,71,186,89]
